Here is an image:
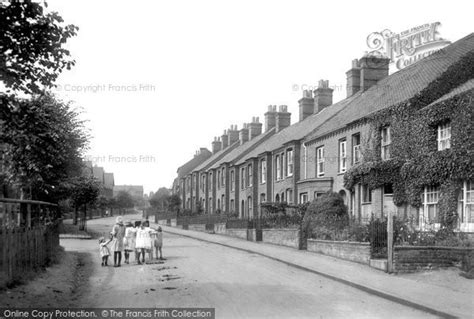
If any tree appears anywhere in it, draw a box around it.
[0,93,89,200]
[149,187,170,210]
[168,194,181,213]
[0,0,78,94]
[68,176,100,225]
[115,191,135,214]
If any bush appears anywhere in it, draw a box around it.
[303,192,349,240]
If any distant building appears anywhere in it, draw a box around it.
[114,185,144,199]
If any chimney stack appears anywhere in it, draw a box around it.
[211,137,222,154]
[239,124,249,145]
[227,125,239,146]
[298,90,314,122]
[248,117,262,139]
[276,105,291,133]
[346,55,390,97]
[346,59,361,97]
[264,105,277,132]
[314,80,333,113]
[359,55,390,92]
[221,130,229,149]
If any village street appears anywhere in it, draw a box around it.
[53,215,435,319]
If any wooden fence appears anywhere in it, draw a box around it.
[0,198,60,287]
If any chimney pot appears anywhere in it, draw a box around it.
[299,90,314,122]
[248,117,263,139]
[239,125,249,145]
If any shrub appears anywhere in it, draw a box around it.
[303,192,349,240]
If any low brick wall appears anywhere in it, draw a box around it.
[393,246,474,273]
[307,239,371,264]
[262,228,301,249]
[188,224,206,232]
[224,229,256,241]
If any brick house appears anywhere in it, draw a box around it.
[174,33,474,232]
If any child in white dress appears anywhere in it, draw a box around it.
[99,234,112,266]
[123,222,137,264]
[135,221,152,264]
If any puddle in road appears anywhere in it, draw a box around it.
[160,274,181,281]
[162,287,177,290]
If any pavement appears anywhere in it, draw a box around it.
[144,219,473,319]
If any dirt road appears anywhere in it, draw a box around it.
[58,215,435,319]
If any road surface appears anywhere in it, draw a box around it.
[62,215,433,319]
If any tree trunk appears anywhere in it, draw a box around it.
[73,206,78,225]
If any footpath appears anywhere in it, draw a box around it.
[152,221,473,319]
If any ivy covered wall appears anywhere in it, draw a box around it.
[344,51,474,228]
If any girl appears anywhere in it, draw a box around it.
[111,216,126,267]
[155,226,163,260]
[149,227,157,260]
[123,221,137,264]
[135,220,151,264]
[99,234,112,266]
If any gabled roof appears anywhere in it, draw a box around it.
[192,142,240,173]
[234,95,357,165]
[304,33,474,144]
[424,78,474,107]
[209,128,276,170]
[177,148,212,179]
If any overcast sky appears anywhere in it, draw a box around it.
[47,0,473,194]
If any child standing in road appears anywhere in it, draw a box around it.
[99,234,112,266]
[155,226,163,260]
[123,221,137,264]
[135,220,151,264]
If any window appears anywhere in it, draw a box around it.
[286,189,293,204]
[316,146,325,177]
[230,170,235,191]
[260,193,266,203]
[459,180,474,223]
[221,194,225,212]
[241,167,246,190]
[339,139,347,173]
[314,192,325,199]
[201,175,205,191]
[286,149,294,177]
[299,193,308,204]
[230,199,235,212]
[217,170,221,189]
[209,173,213,192]
[275,155,281,180]
[381,126,391,160]
[352,133,361,164]
[362,185,372,203]
[421,186,440,223]
[248,164,253,187]
[260,158,266,184]
[248,196,253,218]
[221,167,226,187]
[275,194,280,202]
[209,197,212,212]
[437,122,451,151]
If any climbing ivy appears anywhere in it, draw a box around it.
[344,50,474,227]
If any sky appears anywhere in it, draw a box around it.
[44,0,473,194]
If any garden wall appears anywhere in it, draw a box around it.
[187,224,206,232]
[393,246,474,273]
[224,229,256,241]
[262,228,301,249]
[307,239,371,264]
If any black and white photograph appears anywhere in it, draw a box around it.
[0,0,473,318]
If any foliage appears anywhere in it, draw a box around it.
[303,192,349,239]
[0,1,78,94]
[149,187,170,209]
[67,175,100,208]
[344,51,474,228]
[0,93,89,201]
[115,191,135,210]
[168,194,181,212]
[260,202,307,228]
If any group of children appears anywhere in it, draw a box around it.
[99,219,163,267]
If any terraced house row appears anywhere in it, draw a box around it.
[173,33,474,232]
